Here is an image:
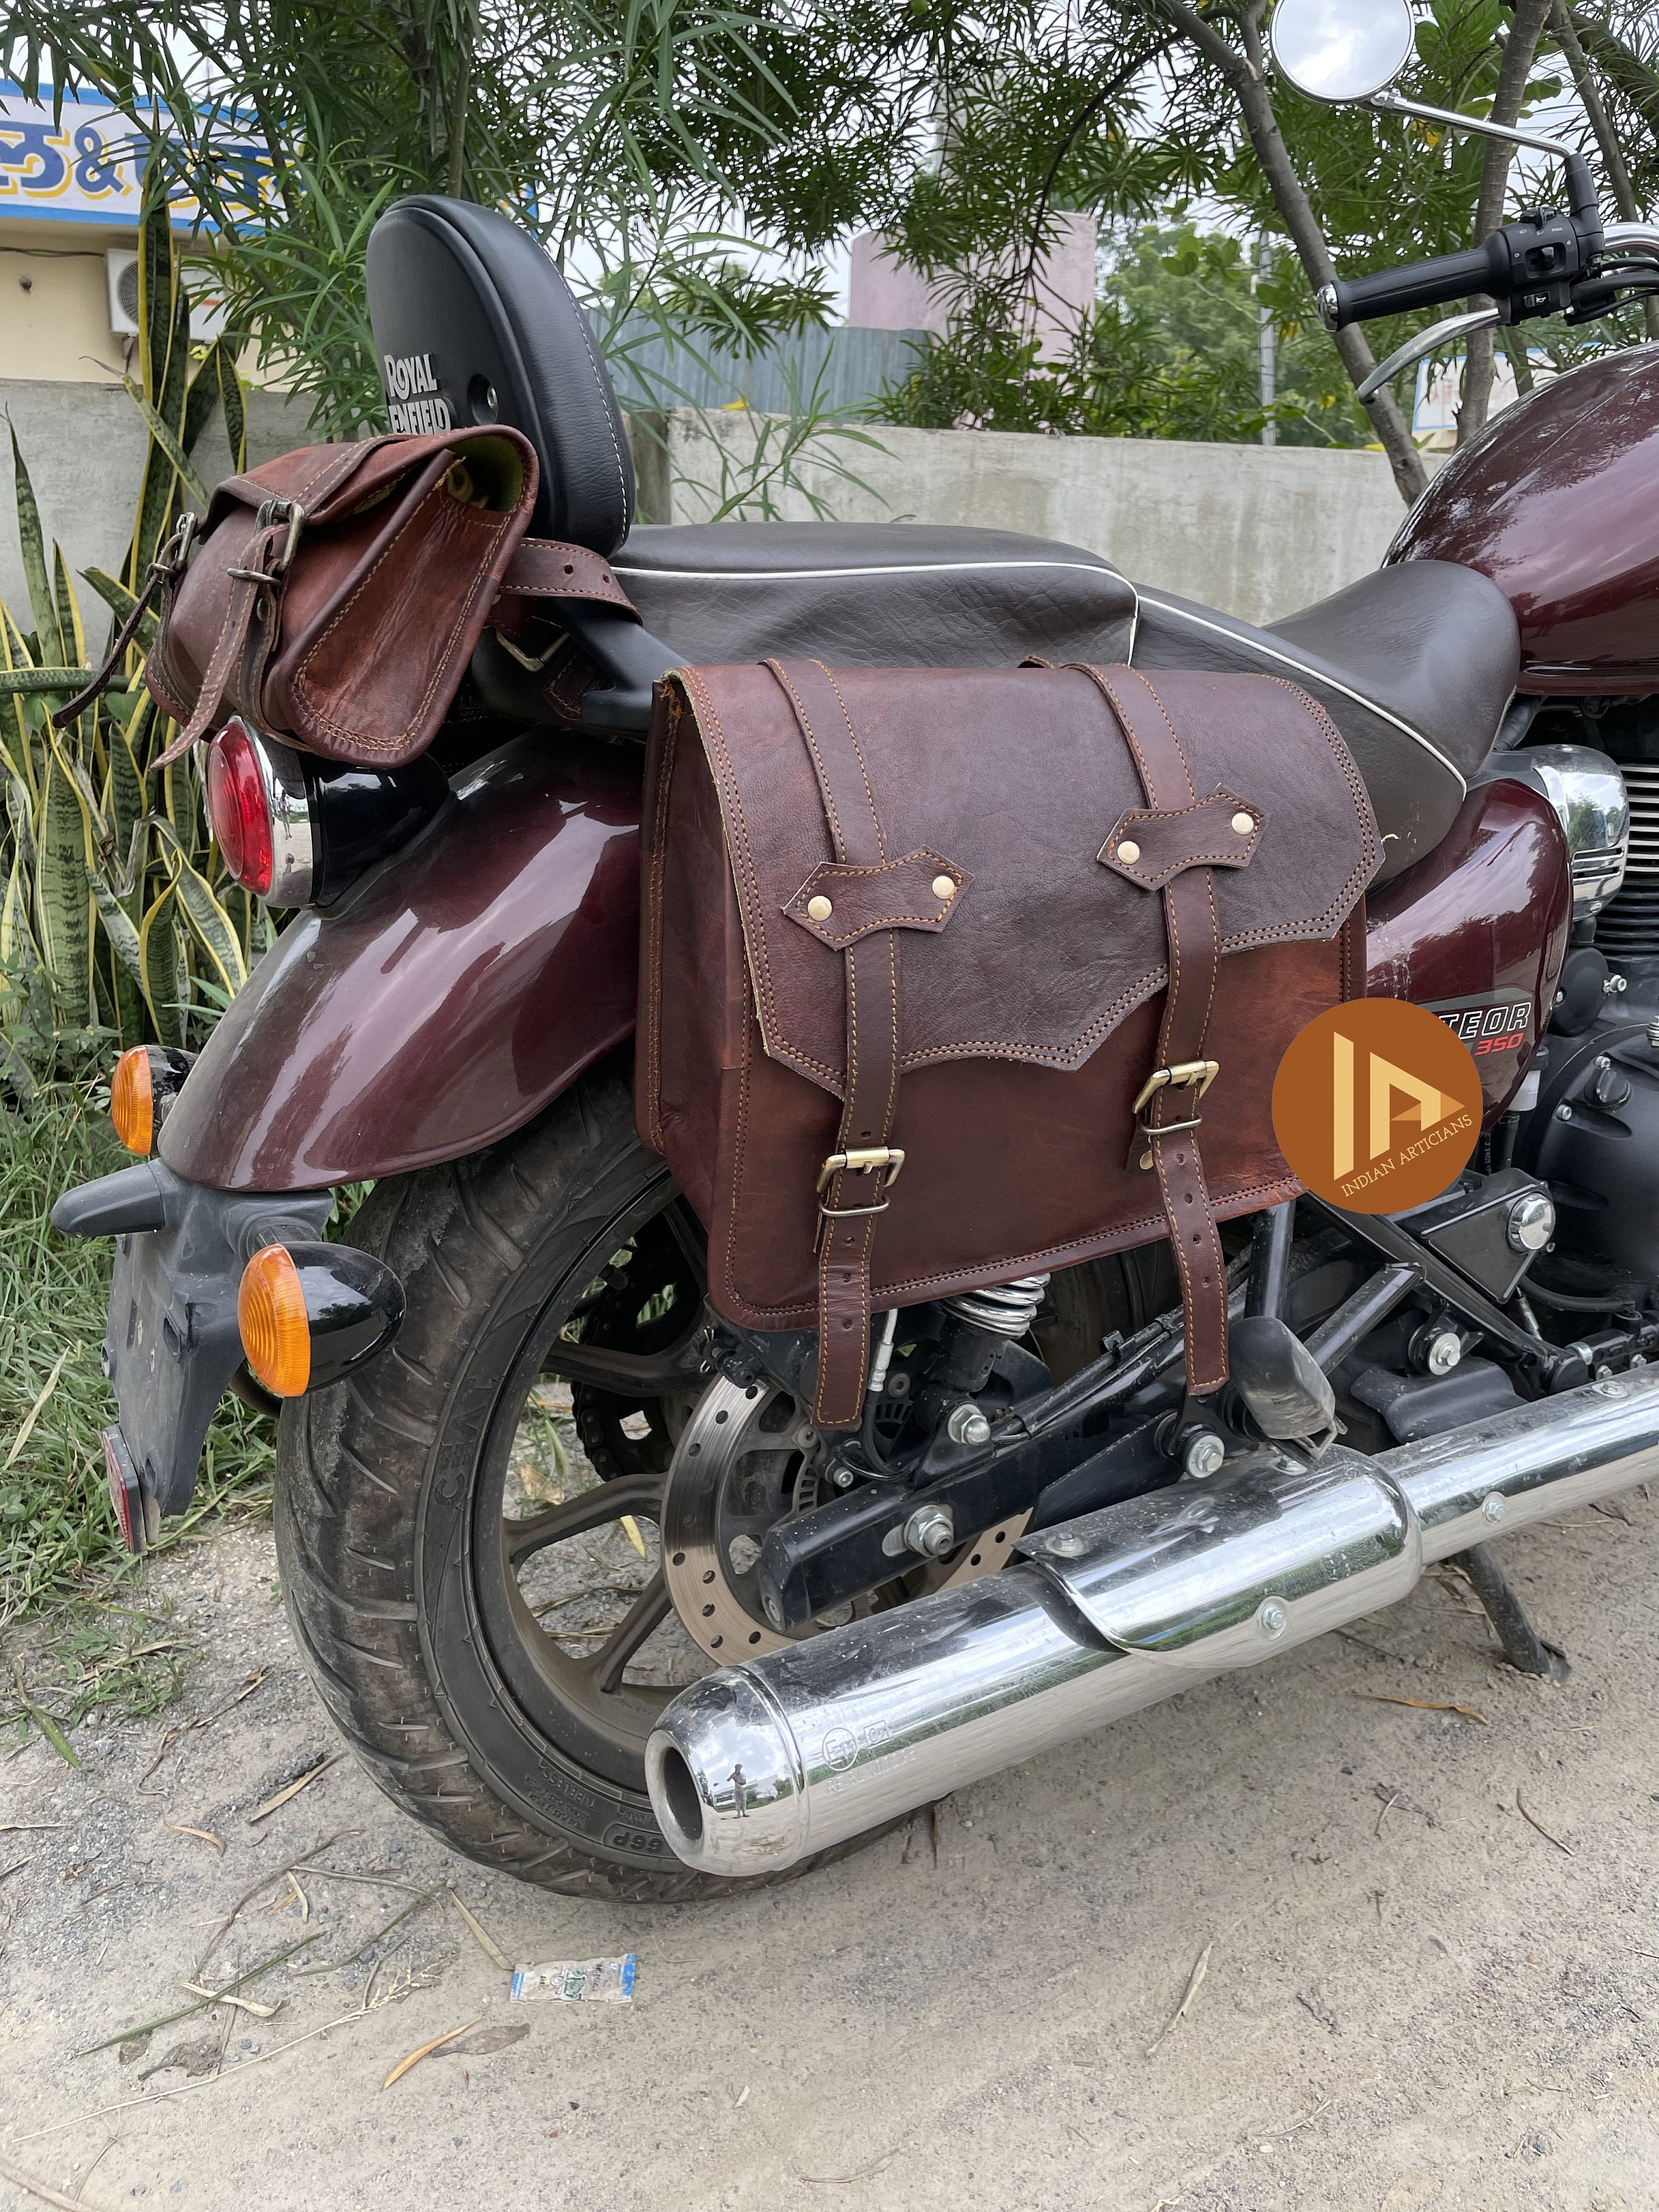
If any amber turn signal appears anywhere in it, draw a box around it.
[110,1047,153,1155]
[239,1245,312,1397]
[236,1241,406,1401]
[109,1044,196,1156]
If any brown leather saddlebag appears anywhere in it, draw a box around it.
[639,659,1378,1429]
[59,428,641,769]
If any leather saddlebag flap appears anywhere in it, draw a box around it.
[640,658,1377,1425]
[142,428,544,768]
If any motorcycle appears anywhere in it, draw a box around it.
[51,0,1659,1896]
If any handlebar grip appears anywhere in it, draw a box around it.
[1321,240,1506,330]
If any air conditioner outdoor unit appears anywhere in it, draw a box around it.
[105,248,232,343]
[106,248,140,335]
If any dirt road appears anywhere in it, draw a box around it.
[3,1492,1656,2212]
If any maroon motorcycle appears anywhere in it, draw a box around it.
[52,0,1659,1895]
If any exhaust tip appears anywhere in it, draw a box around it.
[654,1742,704,1850]
[645,1673,810,1877]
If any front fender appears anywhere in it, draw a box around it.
[159,734,642,1191]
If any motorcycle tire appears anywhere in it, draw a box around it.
[274,1055,881,1899]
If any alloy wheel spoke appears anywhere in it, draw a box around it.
[504,1471,663,1564]
[586,1571,673,1694]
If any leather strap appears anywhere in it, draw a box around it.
[494,537,639,615]
[1077,664,1230,1396]
[766,656,902,1430]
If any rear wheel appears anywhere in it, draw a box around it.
[275,1059,883,1897]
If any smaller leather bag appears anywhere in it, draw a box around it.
[639,658,1379,1429]
[60,428,640,768]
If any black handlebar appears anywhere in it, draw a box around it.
[1322,240,1506,330]
[1321,163,1604,336]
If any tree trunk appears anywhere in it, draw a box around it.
[1152,0,1427,503]
[1554,0,1659,342]
[1458,0,1555,446]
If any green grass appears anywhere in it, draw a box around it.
[1,1079,278,1630]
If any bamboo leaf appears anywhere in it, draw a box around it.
[138,882,187,1047]
[7,422,57,652]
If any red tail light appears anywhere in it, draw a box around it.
[206,718,314,903]
[206,716,446,910]
[208,720,276,894]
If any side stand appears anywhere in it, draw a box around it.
[1450,1543,1571,1682]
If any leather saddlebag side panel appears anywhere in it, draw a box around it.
[639,661,1376,1366]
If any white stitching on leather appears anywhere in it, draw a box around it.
[1133,593,1470,791]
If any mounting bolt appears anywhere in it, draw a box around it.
[764,1591,787,1627]
[1556,1102,1573,1121]
[831,1464,855,1489]
[1426,1329,1462,1377]
[946,1402,992,1447]
[1047,1530,1086,1558]
[1183,1430,1226,1478]
[903,1503,956,1559]
[1481,1492,1506,1524]
[1506,1191,1555,1253]
[1257,1599,1289,1638]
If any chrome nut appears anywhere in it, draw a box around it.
[1183,1430,1226,1478]
[903,1504,956,1559]
[946,1402,992,1447]
[1257,1599,1289,1638]
[1425,1329,1462,1377]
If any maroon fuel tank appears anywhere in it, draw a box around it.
[1366,778,1571,1123]
[159,734,642,1191]
[1385,346,1659,695]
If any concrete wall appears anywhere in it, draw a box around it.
[0,380,316,622]
[1,376,1419,636]
[651,409,1423,626]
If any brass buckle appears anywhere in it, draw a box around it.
[229,498,306,585]
[1129,1059,1219,1170]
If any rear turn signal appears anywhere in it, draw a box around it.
[237,1241,406,1399]
[110,1044,195,1155]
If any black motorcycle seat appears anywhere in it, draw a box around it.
[1132,560,1520,882]
[617,526,1517,884]
[616,522,1139,669]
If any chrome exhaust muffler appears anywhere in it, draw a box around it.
[646,1371,1659,1875]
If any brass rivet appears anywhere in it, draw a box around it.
[1138,1150,1154,1171]
[1117,839,1141,866]
[807,894,833,922]
[931,874,956,900]
[1231,811,1254,835]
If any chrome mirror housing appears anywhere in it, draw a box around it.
[1270,0,1416,103]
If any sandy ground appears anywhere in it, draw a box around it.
[1,1489,1657,2212]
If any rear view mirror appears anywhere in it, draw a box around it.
[1270,0,1416,103]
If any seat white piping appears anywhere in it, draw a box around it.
[612,557,1130,584]
[1135,594,1468,791]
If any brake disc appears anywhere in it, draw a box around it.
[660,1374,1028,1662]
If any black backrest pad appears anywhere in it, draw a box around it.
[365,195,634,554]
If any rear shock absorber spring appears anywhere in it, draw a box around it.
[942,1274,1050,1340]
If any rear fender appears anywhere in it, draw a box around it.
[159,734,642,1191]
